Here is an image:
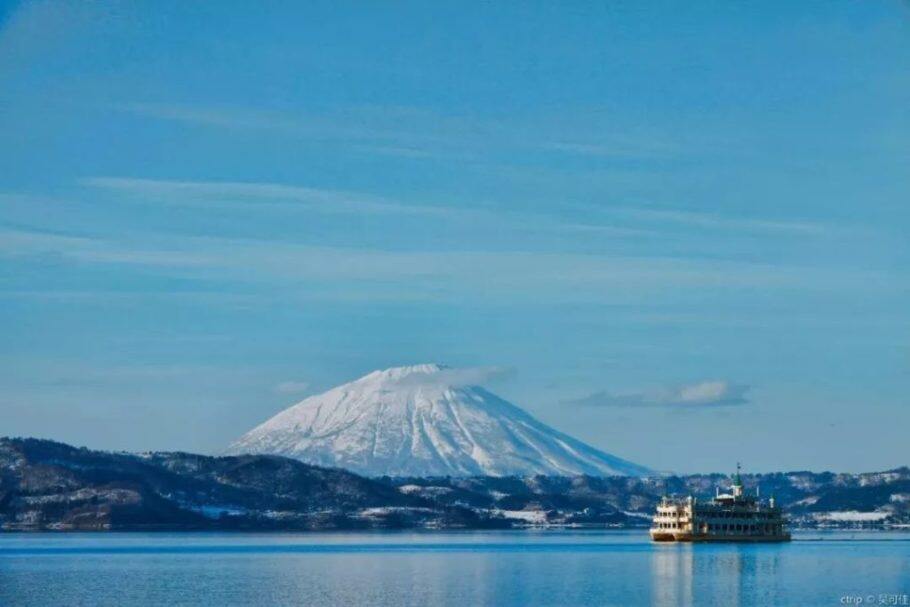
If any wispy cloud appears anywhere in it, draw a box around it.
[82,177,460,217]
[349,144,438,159]
[116,103,351,139]
[564,380,751,409]
[0,226,213,267]
[116,103,676,162]
[395,365,515,389]
[2,222,888,306]
[547,140,679,160]
[113,103,458,156]
[79,177,658,239]
[612,208,829,235]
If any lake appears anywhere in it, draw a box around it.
[1,530,908,606]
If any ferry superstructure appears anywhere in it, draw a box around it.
[650,464,790,543]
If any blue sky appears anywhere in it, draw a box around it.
[1,1,908,473]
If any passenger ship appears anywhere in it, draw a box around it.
[650,464,790,542]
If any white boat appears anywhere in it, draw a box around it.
[650,464,791,543]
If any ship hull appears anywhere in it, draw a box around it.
[650,531,791,543]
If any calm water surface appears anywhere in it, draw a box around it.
[1,530,908,606]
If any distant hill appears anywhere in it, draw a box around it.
[0,437,502,531]
[382,470,910,529]
[227,364,650,478]
[2,437,907,531]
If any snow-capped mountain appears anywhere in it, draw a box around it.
[227,364,650,478]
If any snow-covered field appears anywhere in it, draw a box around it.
[490,509,549,524]
[812,511,890,522]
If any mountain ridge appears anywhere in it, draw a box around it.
[2,437,907,531]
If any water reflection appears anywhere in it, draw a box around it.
[652,545,695,606]
[651,543,784,607]
[0,532,904,607]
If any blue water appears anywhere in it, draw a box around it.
[1,530,908,606]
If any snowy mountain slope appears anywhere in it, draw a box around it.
[227,364,650,478]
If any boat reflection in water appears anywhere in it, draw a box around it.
[650,543,784,607]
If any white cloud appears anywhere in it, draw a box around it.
[565,380,751,409]
[395,365,515,389]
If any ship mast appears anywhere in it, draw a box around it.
[732,461,744,498]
